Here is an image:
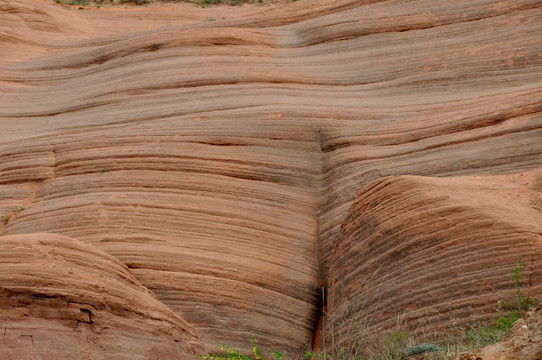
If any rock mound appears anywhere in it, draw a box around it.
[0,233,204,360]
[328,169,542,351]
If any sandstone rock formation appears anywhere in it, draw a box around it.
[327,169,542,356]
[0,233,204,360]
[0,0,541,357]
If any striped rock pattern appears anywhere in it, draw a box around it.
[0,0,541,357]
[328,170,542,356]
[0,233,204,360]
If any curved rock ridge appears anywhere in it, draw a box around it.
[328,169,542,352]
[0,0,541,357]
[0,233,204,360]
[0,0,93,69]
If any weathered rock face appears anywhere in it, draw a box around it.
[0,0,541,357]
[0,233,204,360]
[457,303,542,360]
[327,170,542,353]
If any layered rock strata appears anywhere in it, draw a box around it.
[0,233,204,360]
[0,0,541,357]
[328,169,542,354]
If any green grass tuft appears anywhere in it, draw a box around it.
[201,262,537,360]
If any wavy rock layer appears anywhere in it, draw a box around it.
[0,0,541,356]
[0,233,204,360]
[328,169,542,348]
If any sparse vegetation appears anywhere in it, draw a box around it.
[54,0,87,4]
[462,311,521,350]
[200,262,537,360]
[510,260,524,312]
[198,0,243,6]
[1,206,26,225]
[199,332,282,360]
[400,344,444,359]
[204,14,226,21]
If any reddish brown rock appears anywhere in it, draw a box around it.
[0,0,541,357]
[0,233,204,360]
[327,169,542,355]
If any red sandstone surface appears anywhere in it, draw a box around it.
[329,170,542,358]
[0,0,541,358]
[0,233,204,359]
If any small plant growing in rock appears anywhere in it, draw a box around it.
[1,215,10,224]
[502,260,537,313]
[400,344,444,360]
[304,351,326,359]
[509,260,523,312]
[201,264,537,360]
[200,332,282,360]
